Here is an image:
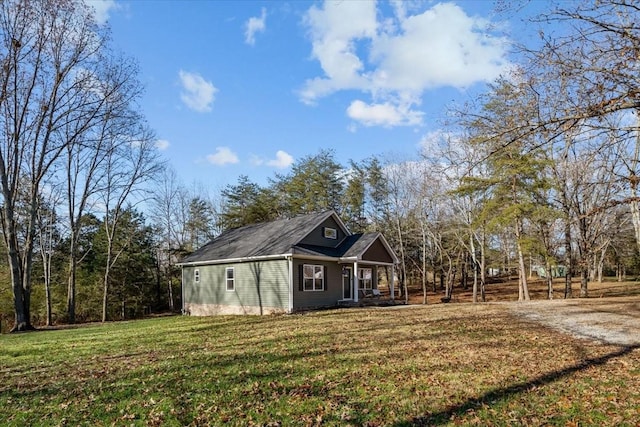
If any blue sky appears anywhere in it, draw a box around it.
[89,0,539,189]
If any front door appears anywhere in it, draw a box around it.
[342,267,352,300]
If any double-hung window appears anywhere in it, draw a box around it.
[303,264,324,291]
[359,268,372,290]
[226,267,235,291]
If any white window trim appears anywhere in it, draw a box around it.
[194,269,200,283]
[359,268,372,290]
[226,267,235,292]
[303,264,325,291]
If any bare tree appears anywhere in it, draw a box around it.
[383,158,424,304]
[429,131,490,303]
[149,166,191,311]
[64,54,144,323]
[0,0,113,331]
[35,184,63,326]
[99,126,162,322]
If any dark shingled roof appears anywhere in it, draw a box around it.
[341,232,380,258]
[180,210,337,264]
[293,232,380,258]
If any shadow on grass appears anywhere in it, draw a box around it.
[397,344,640,426]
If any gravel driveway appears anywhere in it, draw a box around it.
[508,297,640,346]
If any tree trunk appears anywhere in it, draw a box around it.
[395,217,408,305]
[102,256,112,322]
[461,256,468,290]
[67,240,77,324]
[43,251,53,327]
[580,267,589,298]
[3,200,32,331]
[9,249,30,331]
[168,279,174,311]
[597,246,606,283]
[515,220,530,301]
[480,229,486,302]
[421,233,427,305]
[444,256,455,300]
[545,259,554,300]
[617,262,623,282]
[471,234,478,303]
[472,264,478,303]
[564,218,573,298]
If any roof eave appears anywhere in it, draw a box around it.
[178,253,292,267]
[338,256,395,266]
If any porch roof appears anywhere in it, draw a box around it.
[293,232,398,265]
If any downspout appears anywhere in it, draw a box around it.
[288,256,294,313]
[181,266,186,315]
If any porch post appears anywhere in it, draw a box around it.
[353,261,359,302]
[390,264,395,301]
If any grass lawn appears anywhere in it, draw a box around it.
[1,301,639,426]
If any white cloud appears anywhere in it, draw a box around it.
[301,1,512,127]
[266,150,294,168]
[245,8,267,46]
[178,70,217,113]
[370,3,510,91]
[250,150,294,169]
[155,139,170,151]
[85,0,119,25]
[300,1,377,104]
[206,147,239,166]
[347,99,423,127]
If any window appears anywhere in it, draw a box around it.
[323,227,337,239]
[226,267,235,291]
[359,268,372,290]
[194,269,200,283]
[303,264,324,291]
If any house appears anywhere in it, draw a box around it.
[178,210,399,315]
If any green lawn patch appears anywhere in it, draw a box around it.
[1,303,638,426]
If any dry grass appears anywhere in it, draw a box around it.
[1,285,639,426]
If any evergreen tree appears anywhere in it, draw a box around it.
[458,77,551,301]
[273,149,344,216]
[218,175,278,231]
[342,161,367,233]
[185,197,216,251]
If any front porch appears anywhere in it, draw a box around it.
[337,262,397,307]
[335,231,398,307]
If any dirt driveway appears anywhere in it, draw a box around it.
[508,297,640,346]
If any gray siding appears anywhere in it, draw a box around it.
[183,260,289,314]
[299,217,347,248]
[362,239,394,264]
[292,259,343,310]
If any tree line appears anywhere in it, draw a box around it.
[2,0,640,331]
